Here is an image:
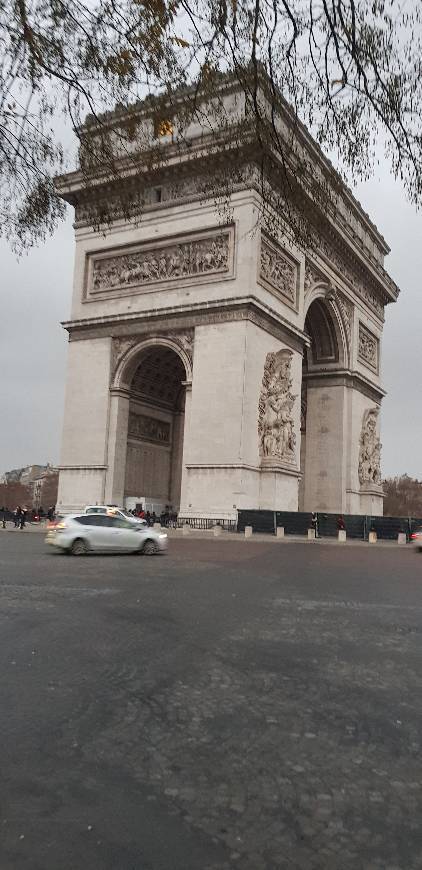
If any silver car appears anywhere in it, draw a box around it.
[45,513,168,556]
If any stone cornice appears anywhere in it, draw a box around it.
[304,369,386,403]
[62,295,310,354]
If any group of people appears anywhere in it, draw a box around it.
[127,506,177,528]
[128,508,158,526]
[0,505,56,529]
[13,506,27,529]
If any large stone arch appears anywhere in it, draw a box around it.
[105,334,193,511]
[113,334,193,391]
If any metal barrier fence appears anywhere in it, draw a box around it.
[177,516,238,532]
[237,510,422,541]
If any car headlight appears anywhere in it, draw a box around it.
[159,533,168,539]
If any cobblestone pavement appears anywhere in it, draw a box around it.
[1,534,422,869]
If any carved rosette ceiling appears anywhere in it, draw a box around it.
[358,323,379,372]
[258,349,297,467]
[358,408,382,487]
[259,233,299,309]
[86,227,234,299]
[111,329,194,382]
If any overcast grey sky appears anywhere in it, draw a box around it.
[0,168,420,479]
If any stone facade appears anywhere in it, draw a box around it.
[56,82,399,518]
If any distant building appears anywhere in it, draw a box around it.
[32,466,59,510]
[0,463,58,511]
[3,464,50,486]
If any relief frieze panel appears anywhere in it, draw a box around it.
[128,412,170,446]
[358,408,381,486]
[358,322,379,372]
[86,227,234,298]
[259,233,299,309]
[258,349,297,466]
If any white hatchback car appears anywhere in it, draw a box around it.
[46,514,168,556]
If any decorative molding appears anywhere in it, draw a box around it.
[259,232,299,308]
[128,412,170,445]
[111,336,139,376]
[304,370,384,403]
[332,291,353,344]
[358,407,382,486]
[111,328,194,381]
[85,226,234,299]
[319,234,385,318]
[66,298,307,355]
[358,322,379,372]
[304,261,329,296]
[258,349,297,466]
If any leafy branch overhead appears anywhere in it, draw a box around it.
[1,0,422,248]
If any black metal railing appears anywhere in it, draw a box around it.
[176,517,237,532]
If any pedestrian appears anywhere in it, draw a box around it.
[1,506,6,529]
[151,511,157,526]
[20,507,27,530]
[146,510,151,526]
[337,515,345,531]
[311,511,318,537]
[14,506,21,528]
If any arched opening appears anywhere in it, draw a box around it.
[123,345,187,514]
[299,297,344,512]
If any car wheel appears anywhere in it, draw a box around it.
[70,538,88,556]
[142,539,157,555]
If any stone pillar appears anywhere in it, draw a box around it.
[180,320,302,517]
[169,403,185,510]
[179,382,192,514]
[104,388,130,507]
[302,380,348,513]
[57,337,112,513]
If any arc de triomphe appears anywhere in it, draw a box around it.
[56,84,399,519]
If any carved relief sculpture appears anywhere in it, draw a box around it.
[128,412,170,445]
[358,408,382,487]
[259,234,298,307]
[304,260,329,296]
[88,228,232,296]
[358,323,378,371]
[258,349,297,465]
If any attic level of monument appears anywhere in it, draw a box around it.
[56,80,397,297]
[56,78,399,519]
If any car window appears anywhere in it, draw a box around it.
[76,515,107,526]
[86,507,102,514]
[107,516,136,529]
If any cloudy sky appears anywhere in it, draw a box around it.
[0,165,420,479]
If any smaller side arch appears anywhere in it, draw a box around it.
[304,284,350,369]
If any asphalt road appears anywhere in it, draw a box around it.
[1,532,422,870]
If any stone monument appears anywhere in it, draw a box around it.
[55,79,399,518]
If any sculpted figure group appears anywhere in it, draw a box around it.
[258,349,297,463]
[358,408,382,486]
